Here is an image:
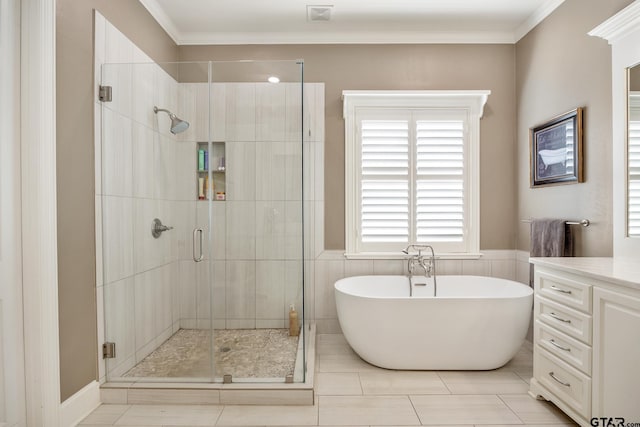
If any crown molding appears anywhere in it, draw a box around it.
[139,0,181,44]
[514,0,565,42]
[589,0,640,44]
[140,0,565,46]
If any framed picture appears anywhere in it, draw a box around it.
[530,107,584,187]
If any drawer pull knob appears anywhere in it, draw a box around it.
[549,312,572,323]
[549,339,571,352]
[550,285,572,294]
[549,371,571,387]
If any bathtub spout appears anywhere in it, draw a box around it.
[411,257,431,278]
[403,245,438,297]
[406,255,428,297]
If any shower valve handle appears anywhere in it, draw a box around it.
[152,218,173,238]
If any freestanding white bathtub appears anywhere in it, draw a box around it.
[334,275,533,370]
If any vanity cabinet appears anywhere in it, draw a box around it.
[530,259,640,427]
[531,267,593,424]
[592,287,640,418]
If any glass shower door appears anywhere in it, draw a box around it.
[100,61,214,382]
[206,60,306,383]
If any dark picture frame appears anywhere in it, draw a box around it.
[530,107,584,187]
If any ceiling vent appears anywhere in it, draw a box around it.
[307,5,333,22]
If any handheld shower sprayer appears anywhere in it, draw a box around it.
[153,106,190,134]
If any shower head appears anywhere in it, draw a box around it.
[153,106,190,134]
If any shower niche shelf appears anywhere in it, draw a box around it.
[197,141,226,201]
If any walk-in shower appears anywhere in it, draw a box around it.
[97,57,318,388]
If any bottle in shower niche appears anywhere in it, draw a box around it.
[198,149,206,171]
[198,177,205,200]
[289,305,299,337]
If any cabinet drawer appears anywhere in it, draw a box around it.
[535,296,592,344]
[537,271,592,313]
[534,347,592,419]
[535,320,592,375]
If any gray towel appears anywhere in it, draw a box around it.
[529,218,574,287]
[530,218,574,257]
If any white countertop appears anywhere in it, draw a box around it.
[530,257,640,291]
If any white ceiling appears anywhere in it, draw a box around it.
[139,0,566,45]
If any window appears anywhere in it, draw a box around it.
[343,90,490,256]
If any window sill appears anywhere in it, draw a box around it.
[343,252,484,260]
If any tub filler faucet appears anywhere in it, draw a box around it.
[402,244,438,297]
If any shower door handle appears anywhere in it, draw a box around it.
[193,228,204,262]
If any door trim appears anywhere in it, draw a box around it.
[20,0,62,425]
[0,0,26,424]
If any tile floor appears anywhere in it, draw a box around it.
[79,334,577,427]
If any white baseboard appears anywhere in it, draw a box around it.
[60,380,101,427]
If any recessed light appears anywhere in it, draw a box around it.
[268,76,280,83]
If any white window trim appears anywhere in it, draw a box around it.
[343,90,490,257]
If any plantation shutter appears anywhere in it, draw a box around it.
[343,90,487,255]
[358,113,468,251]
[415,120,465,243]
[629,116,640,237]
[360,119,409,243]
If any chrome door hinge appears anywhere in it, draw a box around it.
[103,342,116,359]
[99,85,112,102]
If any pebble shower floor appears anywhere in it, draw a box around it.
[123,328,299,379]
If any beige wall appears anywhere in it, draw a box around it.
[515,0,633,256]
[56,0,177,401]
[180,44,518,250]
